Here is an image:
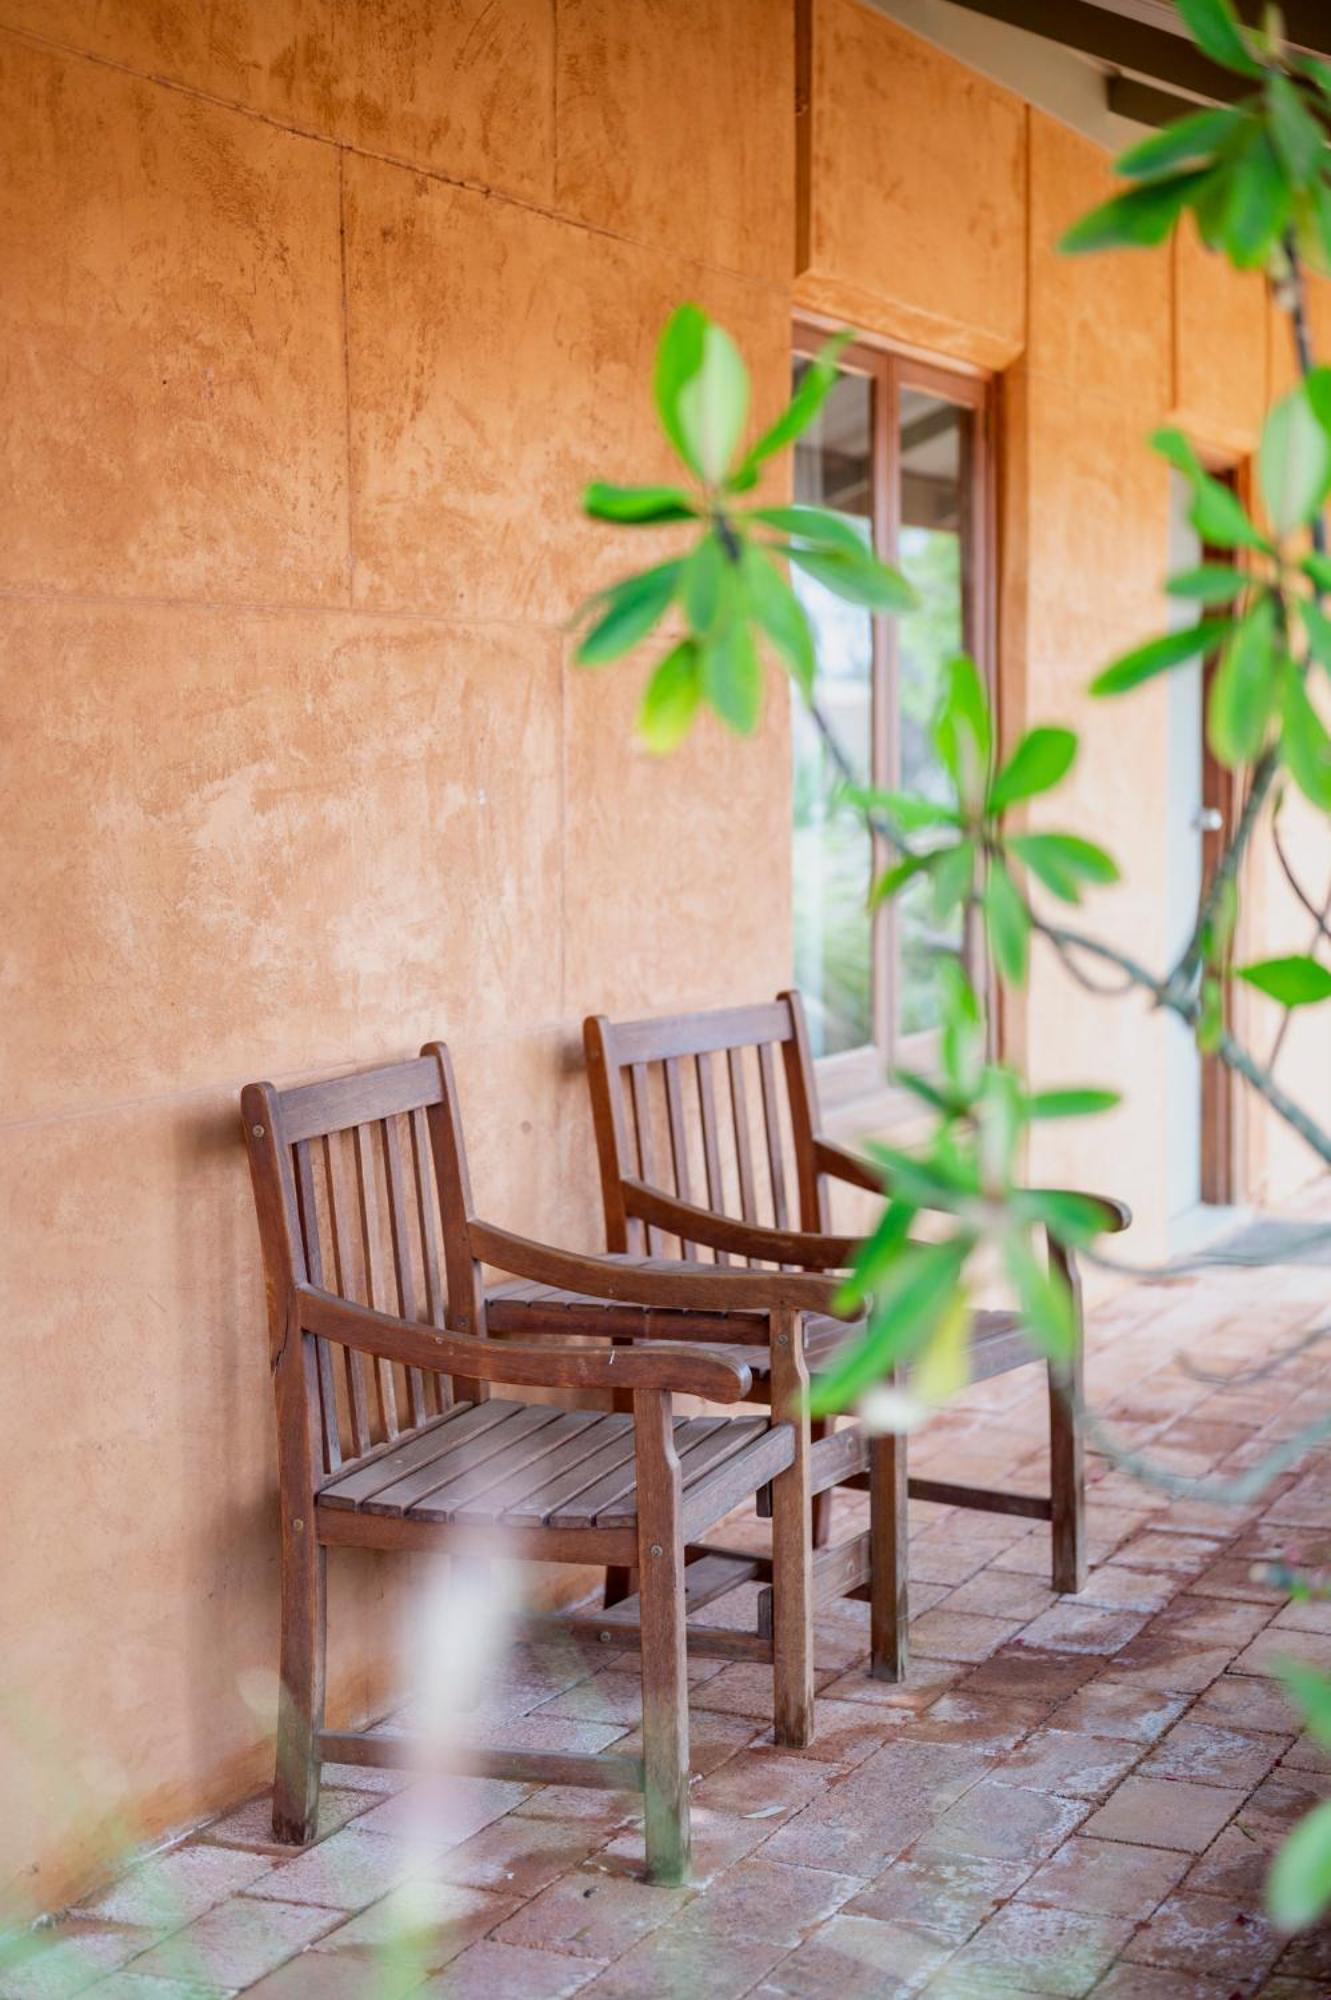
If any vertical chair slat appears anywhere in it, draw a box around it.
[757,1042,790,1231]
[695,1052,729,1266]
[630,1062,664,1256]
[662,1058,695,1259]
[323,1132,373,1459]
[293,1138,341,1473]
[727,1046,760,1264]
[354,1123,399,1442]
[410,1107,448,1414]
[381,1115,427,1427]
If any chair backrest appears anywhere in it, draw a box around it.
[583,991,830,1261]
[242,1043,483,1478]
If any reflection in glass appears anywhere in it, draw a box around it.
[895,388,972,1037]
[790,363,874,1057]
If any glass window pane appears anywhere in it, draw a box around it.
[791,362,875,1058]
[896,388,973,1038]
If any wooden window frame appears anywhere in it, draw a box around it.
[791,320,997,1109]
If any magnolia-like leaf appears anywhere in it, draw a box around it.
[1116,105,1247,181]
[683,533,728,631]
[677,322,749,484]
[575,560,683,666]
[843,785,962,834]
[1268,72,1326,185]
[1176,0,1262,77]
[638,640,702,753]
[1007,832,1120,904]
[732,329,854,484]
[1024,1088,1121,1120]
[1221,128,1293,270]
[742,546,816,694]
[1059,169,1212,255]
[748,504,868,556]
[1279,1660,1331,1751]
[1260,385,1331,536]
[811,1238,970,1416]
[1018,1188,1112,1247]
[653,305,707,476]
[1303,597,1331,673]
[989,726,1077,812]
[934,654,993,806]
[1237,955,1331,1007]
[584,482,697,524]
[1165,563,1249,603]
[1268,1796,1331,1930]
[1304,551,1331,594]
[701,619,762,734]
[1209,596,1278,766]
[1281,666,1331,810]
[1152,427,1268,549]
[870,851,931,909]
[1004,1232,1077,1358]
[836,1196,916,1312]
[929,839,976,921]
[1093,617,1234,696]
[984,859,1029,985]
[912,1286,973,1406]
[786,543,916,610]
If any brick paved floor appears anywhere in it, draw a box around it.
[12,1242,1331,1997]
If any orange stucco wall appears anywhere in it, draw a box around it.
[2,0,1321,1912]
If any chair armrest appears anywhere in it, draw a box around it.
[294,1283,754,1402]
[467,1219,848,1317]
[814,1138,1131,1235]
[621,1180,857,1270]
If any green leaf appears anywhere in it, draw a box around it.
[1093,617,1235,696]
[1197,973,1224,1054]
[1281,666,1331,809]
[637,640,701,753]
[575,560,684,666]
[836,1195,916,1309]
[1058,169,1213,254]
[653,304,708,477]
[1279,1660,1331,1750]
[1017,1188,1113,1247]
[1152,426,1207,480]
[700,620,762,734]
[748,504,868,556]
[927,839,976,920]
[812,1239,971,1415]
[1165,563,1250,603]
[583,482,698,524]
[842,785,962,834]
[1192,475,1271,551]
[1004,1232,1077,1359]
[1024,1088,1121,1120]
[1261,385,1331,536]
[1176,0,1262,76]
[1237,954,1331,1007]
[1116,106,1247,181]
[988,726,1077,812]
[985,860,1029,984]
[869,851,929,909]
[1008,832,1120,904]
[1209,596,1278,765]
[1268,1797,1331,1930]
[1303,552,1331,593]
[676,322,749,485]
[742,546,816,695]
[1302,596,1331,672]
[1220,129,1292,269]
[1268,72,1326,185]
[683,533,728,632]
[1306,365,1331,437]
[934,653,993,805]
[786,544,916,611]
[732,329,854,484]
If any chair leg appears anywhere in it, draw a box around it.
[1049,1351,1086,1594]
[868,1393,909,1682]
[770,1309,814,1748]
[634,1389,690,1887]
[605,1383,637,1606]
[273,1530,326,1844]
[809,1418,834,1547]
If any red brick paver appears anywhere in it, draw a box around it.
[12,1245,1331,1997]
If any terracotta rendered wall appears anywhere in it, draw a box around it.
[0,0,794,1914]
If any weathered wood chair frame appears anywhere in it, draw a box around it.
[242,1043,836,1885]
[578,990,1131,1677]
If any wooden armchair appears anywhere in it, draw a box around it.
[241,1044,823,1886]
[558,991,1131,1679]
